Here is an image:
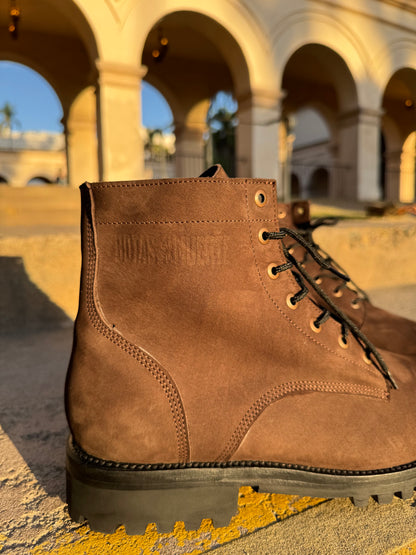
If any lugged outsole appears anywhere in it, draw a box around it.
[66,437,416,534]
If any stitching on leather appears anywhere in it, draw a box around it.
[91,179,275,188]
[84,205,189,463]
[244,186,383,381]
[71,437,416,476]
[218,380,388,461]
[96,218,277,225]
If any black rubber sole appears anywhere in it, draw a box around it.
[66,437,416,534]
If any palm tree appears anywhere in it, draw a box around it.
[206,92,238,176]
[0,102,20,136]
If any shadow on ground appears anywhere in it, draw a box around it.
[0,256,73,501]
[0,256,72,334]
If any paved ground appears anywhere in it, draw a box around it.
[1,285,416,554]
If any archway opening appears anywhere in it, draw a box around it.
[141,81,175,178]
[0,61,63,133]
[281,44,358,200]
[309,167,330,198]
[0,61,65,186]
[291,107,331,198]
[400,131,416,203]
[142,11,249,176]
[0,0,98,186]
[27,176,53,185]
[206,91,238,176]
[291,173,300,198]
[382,68,416,201]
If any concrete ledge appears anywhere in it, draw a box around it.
[315,218,416,290]
[1,220,415,329]
[0,234,80,326]
[1,186,415,328]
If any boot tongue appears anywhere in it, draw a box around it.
[199,164,229,178]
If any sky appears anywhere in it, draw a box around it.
[0,61,173,133]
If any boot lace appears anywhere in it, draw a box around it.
[264,227,398,390]
[290,217,368,307]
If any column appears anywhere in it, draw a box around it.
[67,86,98,186]
[384,150,401,201]
[175,122,206,178]
[96,62,146,181]
[400,132,416,203]
[337,108,382,201]
[175,100,210,178]
[236,92,281,183]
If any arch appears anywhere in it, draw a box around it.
[281,43,359,115]
[141,10,251,114]
[375,40,416,105]
[141,9,260,177]
[381,67,416,201]
[0,61,63,132]
[0,0,99,115]
[0,54,62,105]
[272,9,376,107]
[382,67,416,146]
[137,2,277,98]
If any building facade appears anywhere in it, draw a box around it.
[1,0,415,201]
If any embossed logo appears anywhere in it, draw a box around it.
[115,234,228,266]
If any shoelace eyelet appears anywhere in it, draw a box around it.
[278,209,286,219]
[333,288,343,298]
[310,319,321,333]
[288,247,295,254]
[267,263,279,279]
[258,228,270,244]
[315,276,323,285]
[286,294,298,310]
[338,335,348,349]
[255,190,267,207]
[351,300,360,310]
[363,352,372,365]
[264,224,397,389]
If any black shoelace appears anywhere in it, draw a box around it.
[264,227,398,390]
[294,217,369,305]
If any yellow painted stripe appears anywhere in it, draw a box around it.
[0,533,8,552]
[390,540,416,554]
[31,488,326,554]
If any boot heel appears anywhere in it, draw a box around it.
[66,439,239,534]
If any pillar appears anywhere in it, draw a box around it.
[175,123,206,177]
[236,92,281,183]
[384,150,401,201]
[175,100,210,178]
[337,108,382,201]
[400,132,416,203]
[67,87,98,186]
[96,62,146,181]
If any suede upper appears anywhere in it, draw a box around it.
[66,174,416,473]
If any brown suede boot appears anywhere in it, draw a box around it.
[277,200,416,357]
[66,172,416,534]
